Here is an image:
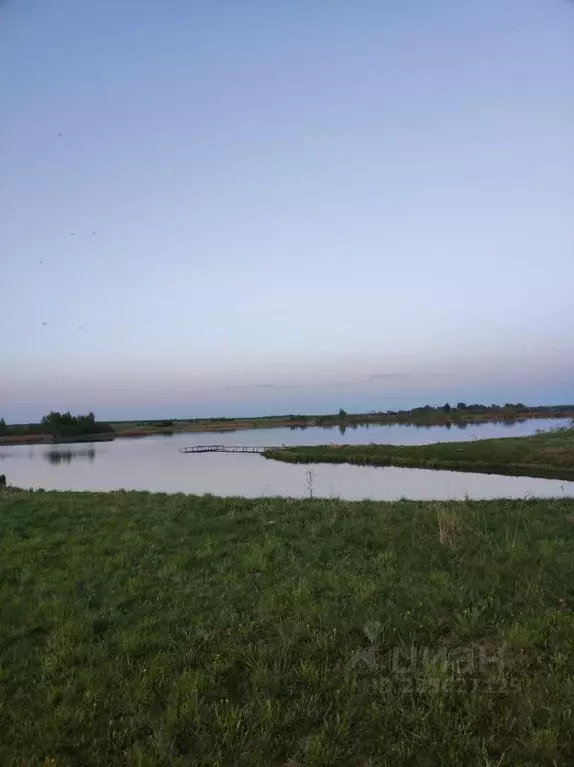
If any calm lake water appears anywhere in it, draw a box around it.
[1,419,572,501]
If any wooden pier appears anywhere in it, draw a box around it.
[180,444,279,455]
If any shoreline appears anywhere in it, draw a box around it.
[264,426,574,481]
[1,408,572,447]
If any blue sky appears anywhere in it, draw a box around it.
[1,0,573,422]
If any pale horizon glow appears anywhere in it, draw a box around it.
[1,0,573,422]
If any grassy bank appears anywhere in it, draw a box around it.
[264,426,574,481]
[1,491,574,765]
[2,404,573,446]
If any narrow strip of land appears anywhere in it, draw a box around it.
[180,444,275,453]
[1,404,573,446]
[264,426,574,480]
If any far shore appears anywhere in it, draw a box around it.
[1,405,572,447]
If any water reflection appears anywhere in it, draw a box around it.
[1,418,572,500]
[44,448,96,464]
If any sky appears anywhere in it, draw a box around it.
[1,0,573,422]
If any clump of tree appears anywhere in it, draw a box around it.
[0,411,114,439]
[40,411,112,437]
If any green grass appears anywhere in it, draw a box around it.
[1,491,574,765]
[264,426,574,481]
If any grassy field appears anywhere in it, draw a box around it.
[1,491,573,765]
[264,426,574,481]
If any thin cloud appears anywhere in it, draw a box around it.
[224,383,297,390]
[325,379,370,388]
[369,373,455,380]
[225,374,456,391]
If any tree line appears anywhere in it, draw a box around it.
[0,411,113,438]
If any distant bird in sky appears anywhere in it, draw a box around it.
[38,260,43,264]
[42,322,47,326]
[78,326,82,331]
[70,232,75,236]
